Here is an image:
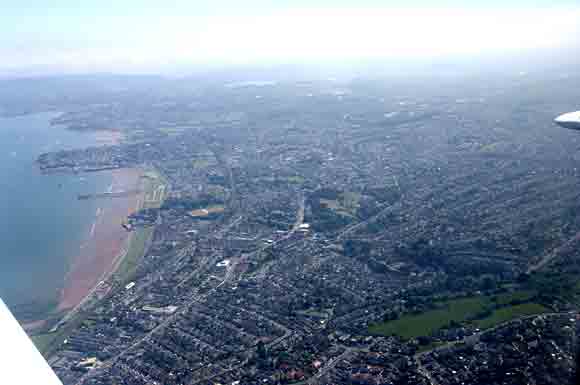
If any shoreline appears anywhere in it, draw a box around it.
[24,167,145,336]
[24,129,138,333]
[57,167,144,312]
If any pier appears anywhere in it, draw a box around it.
[77,190,141,200]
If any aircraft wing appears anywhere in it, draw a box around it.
[0,298,63,385]
[555,111,580,129]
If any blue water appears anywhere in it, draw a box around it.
[0,113,111,319]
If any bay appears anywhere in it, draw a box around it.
[0,112,111,321]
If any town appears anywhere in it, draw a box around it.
[8,71,580,385]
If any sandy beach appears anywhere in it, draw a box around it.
[57,167,143,311]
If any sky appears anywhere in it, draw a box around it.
[1,0,579,75]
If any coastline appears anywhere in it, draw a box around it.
[56,128,134,313]
[23,128,142,334]
[57,167,144,312]
[24,125,165,355]
[28,163,165,357]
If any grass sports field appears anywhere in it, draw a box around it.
[369,291,547,340]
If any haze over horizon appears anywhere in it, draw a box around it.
[2,0,580,77]
[4,2,580,384]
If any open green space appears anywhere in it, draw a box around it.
[32,333,58,354]
[286,175,305,184]
[570,277,580,296]
[320,191,361,217]
[474,303,549,329]
[369,297,488,339]
[493,290,536,305]
[158,127,186,136]
[191,158,211,169]
[118,168,163,281]
[369,291,546,340]
[32,307,90,358]
[114,226,154,284]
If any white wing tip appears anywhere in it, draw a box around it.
[0,298,63,385]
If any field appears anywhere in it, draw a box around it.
[474,303,549,329]
[32,333,58,354]
[116,168,164,282]
[369,297,488,339]
[191,158,212,169]
[320,191,361,217]
[368,291,546,340]
[158,127,186,136]
[286,175,305,184]
[493,290,535,305]
[32,307,90,358]
[113,226,154,284]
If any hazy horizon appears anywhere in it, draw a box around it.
[2,1,579,77]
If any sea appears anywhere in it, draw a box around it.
[0,112,112,321]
